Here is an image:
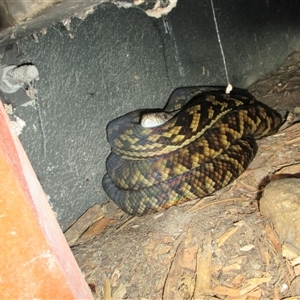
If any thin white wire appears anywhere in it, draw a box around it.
[210,0,232,93]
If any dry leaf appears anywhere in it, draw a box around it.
[213,285,239,297]
[247,275,272,285]
[217,227,239,247]
[115,216,137,232]
[239,284,260,296]
[263,251,271,266]
[163,232,194,300]
[291,255,300,266]
[228,288,262,300]
[231,273,245,287]
[64,204,104,246]
[211,263,222,274]
[80,217,110,240]
[265,224,281,253]
[103,278,112,300]
[111,268,121,287]
[147,232,174,244]
[273,287,280,300]
[112,283,130,299]
[182,246,197,271]
[193,233,212,298]
[222,263,241,273]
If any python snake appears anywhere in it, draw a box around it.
[102,86,282,215]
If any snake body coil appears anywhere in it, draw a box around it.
[102,87,282,215]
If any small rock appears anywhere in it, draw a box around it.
[240,244,255,252]
[260,178,300,253]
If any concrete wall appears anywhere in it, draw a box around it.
[0,0,300,230]
[0,0,105,44]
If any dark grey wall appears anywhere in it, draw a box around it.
[1,0,300,230]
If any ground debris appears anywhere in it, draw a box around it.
[69,51,300,299]
[163,230,197,300]
[193,233,212,298]
[64,204,104,246]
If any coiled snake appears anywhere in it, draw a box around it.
[102,86,282,215]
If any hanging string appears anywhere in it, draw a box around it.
[210,0,232,94]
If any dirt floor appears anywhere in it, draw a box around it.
[69,52,300,300]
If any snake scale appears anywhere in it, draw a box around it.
[102,86,282,215]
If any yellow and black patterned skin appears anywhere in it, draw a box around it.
[102,86,282,216]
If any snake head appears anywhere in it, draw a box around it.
[140,111,176,128]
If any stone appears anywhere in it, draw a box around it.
[260,178,300,253]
